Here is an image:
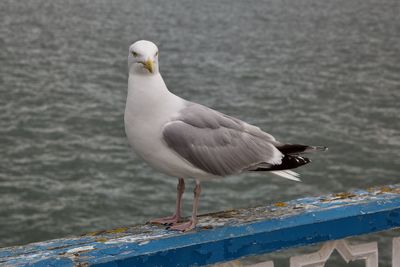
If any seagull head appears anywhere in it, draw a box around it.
[128,40,159,75]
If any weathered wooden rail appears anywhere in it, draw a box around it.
[2,184,400,266]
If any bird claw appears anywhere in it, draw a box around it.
[149,214,180,225]
[167,220,196,232]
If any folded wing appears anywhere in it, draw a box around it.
[162,103,284,177]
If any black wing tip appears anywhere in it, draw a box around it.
[277,144,328,155]
[251,155,311,172]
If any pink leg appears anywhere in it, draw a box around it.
[169,179,201,232]
[149,178,185,225]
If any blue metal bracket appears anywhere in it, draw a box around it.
[2,185,400,266]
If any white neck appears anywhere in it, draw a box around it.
[127,72,168,102]
[125,72,185,123]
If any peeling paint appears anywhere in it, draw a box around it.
[2,184,400,266]
[66,246,95,254]
[104,233,171,244]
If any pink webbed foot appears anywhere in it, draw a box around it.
[168,219,197,232]
[149,214,180,225]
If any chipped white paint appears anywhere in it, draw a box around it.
[1,185,400,266]
[66,245,95,254]
[290,239,378,267]
[20,251,51,261]
[197,221,226,228]
[104,233,171,244]
[139,240,150,245]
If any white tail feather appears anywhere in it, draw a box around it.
[271,170,302,182]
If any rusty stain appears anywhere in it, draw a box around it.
[380,187,392,193]
[380,187,400,194]
[82,227,129,237]
[367,186,400,195]
[106,227,129,234]
[333,192,356,199]
[274,202,288,207]
[319,192,357,202]
[82,231,100,237]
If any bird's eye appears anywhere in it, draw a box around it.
[132,51,138,57]
[155,51,159,57]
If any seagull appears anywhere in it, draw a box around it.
[124,40,327,231]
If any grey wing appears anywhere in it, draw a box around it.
[162,103,283,176]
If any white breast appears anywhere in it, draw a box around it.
[124,73,210,179]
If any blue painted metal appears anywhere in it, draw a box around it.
[2,185,400,266]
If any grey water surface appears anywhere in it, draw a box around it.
[0,0,399,265]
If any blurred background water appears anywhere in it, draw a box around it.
[0,0,399,265]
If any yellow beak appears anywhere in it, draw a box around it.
[142,59,154,73]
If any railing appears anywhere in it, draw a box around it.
[1,184,400,266]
